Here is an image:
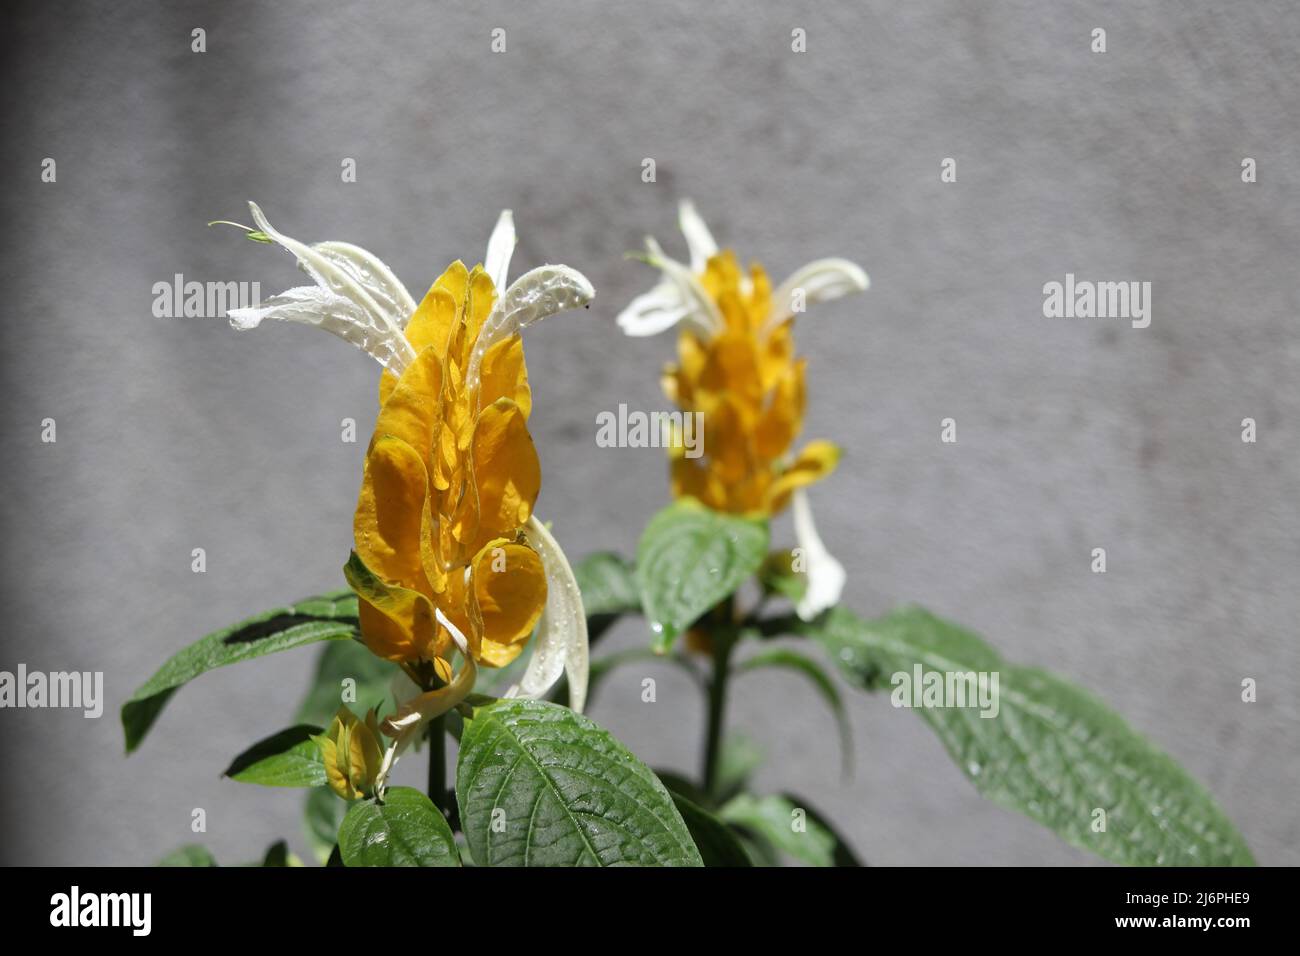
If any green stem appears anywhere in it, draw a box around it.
[702,630,736,798]
[427,714,450,821]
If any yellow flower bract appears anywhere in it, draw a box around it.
[316,706,384,801]
[663,251,840,515]
[348,261,547,673]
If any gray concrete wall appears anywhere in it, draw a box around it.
[1,0,1296,865]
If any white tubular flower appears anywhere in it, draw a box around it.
[615,278,693,338]
[466,263,595,392]
[225,203,598,381]
[767,258,869,330]
[616,199,868,340]
[791,489,846,621]
[505,516,590,714]
[227,202,418,373]
[617,235,721,338]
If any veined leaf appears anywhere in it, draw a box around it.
[223,724,326,787]
[338,787,458,867]
[122,589,359,752]
[457,698,702,866]
[807,606,1255,866]
[636,500,768,652]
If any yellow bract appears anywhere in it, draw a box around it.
[350,261,547,675]
[664,251,840,515]
[315,706,384,801]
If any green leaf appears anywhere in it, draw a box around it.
[122,589,359,753]
[808,606,1255,866]
[338,786,459,867]
[780,792,864,866]
[574,551,641,643]
[719,794,838,867]
[223,724,326,787]
[303,786,346,864]
[635,500,768,652]
[666,790,752,867]
[157,844,218,867]
[457,698,702,866]
[738,648,852,771]
[295,638,400,726]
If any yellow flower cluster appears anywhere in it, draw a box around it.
[662,251,839,516]
[348,261,547,681]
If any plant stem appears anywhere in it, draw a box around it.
[702,630,735,798]
[427,714,450,821]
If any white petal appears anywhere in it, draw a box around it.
[492,263,595,334]
[769,258,869,327]
[792,489,846,621]
[311,240,417,326]
[615,279,690,337]
[246,202,416,371]
[506,516,589,713]
[678,199,718,273]
[228,286,415,372]
[484,209,517,292]
[635,236,723,336]
[466,264,595,391]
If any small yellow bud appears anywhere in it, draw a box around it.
[315,706,385,801]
